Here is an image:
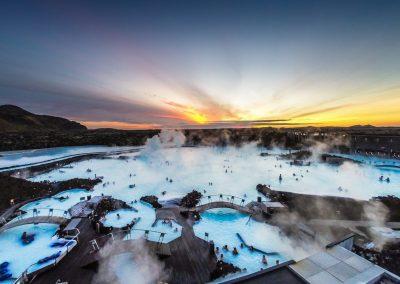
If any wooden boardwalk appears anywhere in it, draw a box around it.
[189,201,253,214]
[80,239,172,268]
[163,208,217,284]
[33,218,100,284]
[30,206,218,284]
[69,196,110,218]
[0,215,68,233]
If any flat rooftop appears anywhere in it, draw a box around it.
[221,261,306,284]
[290,245,400,284]
[222,243,400,284]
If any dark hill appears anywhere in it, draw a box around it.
[0,105,87,132]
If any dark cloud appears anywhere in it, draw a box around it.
[291,104,353,119]
[0,79,180,125]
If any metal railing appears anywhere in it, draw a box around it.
[10,208,70,222]
[89,228,168,252]
[14,230,80,284]
[198,194,249,206]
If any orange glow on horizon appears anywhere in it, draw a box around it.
[81,121,162,130]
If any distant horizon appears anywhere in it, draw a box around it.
[3,104,399,132]
[1,0,399,129]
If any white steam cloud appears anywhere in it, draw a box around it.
[92,239,167,284]
[142,129,186,157]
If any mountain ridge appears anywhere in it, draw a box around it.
[0,105,87,132]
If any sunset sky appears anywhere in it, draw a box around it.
[0,0,399,129]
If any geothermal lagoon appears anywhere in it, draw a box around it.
[0,142,399,282]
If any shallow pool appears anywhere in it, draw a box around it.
[193,208,305,280]
[103,209,140,228]
[0,145,140,170]
[2,144,400,282]
[20,189,89,215]
[29,146,400,201]
[0,223,73,283]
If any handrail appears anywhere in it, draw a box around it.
[14,234,79,284]
[64,228,80,240]
[89,227,168,251]
[12,208,70,221]
[18,208,70,214]
[201,194,248,200]
[123,228,166,234]
[198,194,250,207]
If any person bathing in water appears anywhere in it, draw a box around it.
[262,255,268,265]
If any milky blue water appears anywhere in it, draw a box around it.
[102,203,156,230]
[29,146,400,200]
[193,208,293,281]
[0,224,75,283]
[1,144,400,282]
[0,145,140,170]
[125,219,182,243]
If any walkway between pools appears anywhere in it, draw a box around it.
[0,209,69,233]
[30,218,102,284]
[69,195,111,217]
[184,194,285,216]
[0,195,110,233]
[82,206,218,283]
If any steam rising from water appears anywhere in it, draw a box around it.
[92,239,167,284]
[142,129,186,156]
[19,131,400,280]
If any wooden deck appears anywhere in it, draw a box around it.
[69,196,110,218]
[32,218,100,284]
[22,200,281,283]
[80,239,172,268]
[165,226,216,283]
[31,206,218,284]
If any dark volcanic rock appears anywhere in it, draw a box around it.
[56,178,102,191]
[256,184,369,220]
[256,184,272,197]
[0,174,53,212]
[279,150,312,160]
[0,104,86,132]
[0,105,158,151]
[93,198,130,217]
[256,184,400,222]
[180,190,203,208]
[371,195,400,222]
[210,260,240,280]
[180,210,201,221]
[0,175,99,214]
[352,243,400,276]
[140,195,162,209]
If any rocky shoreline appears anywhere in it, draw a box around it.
[256,184,400,222]
[0,174,102,214]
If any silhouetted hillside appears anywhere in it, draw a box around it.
[0,105,87,132]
